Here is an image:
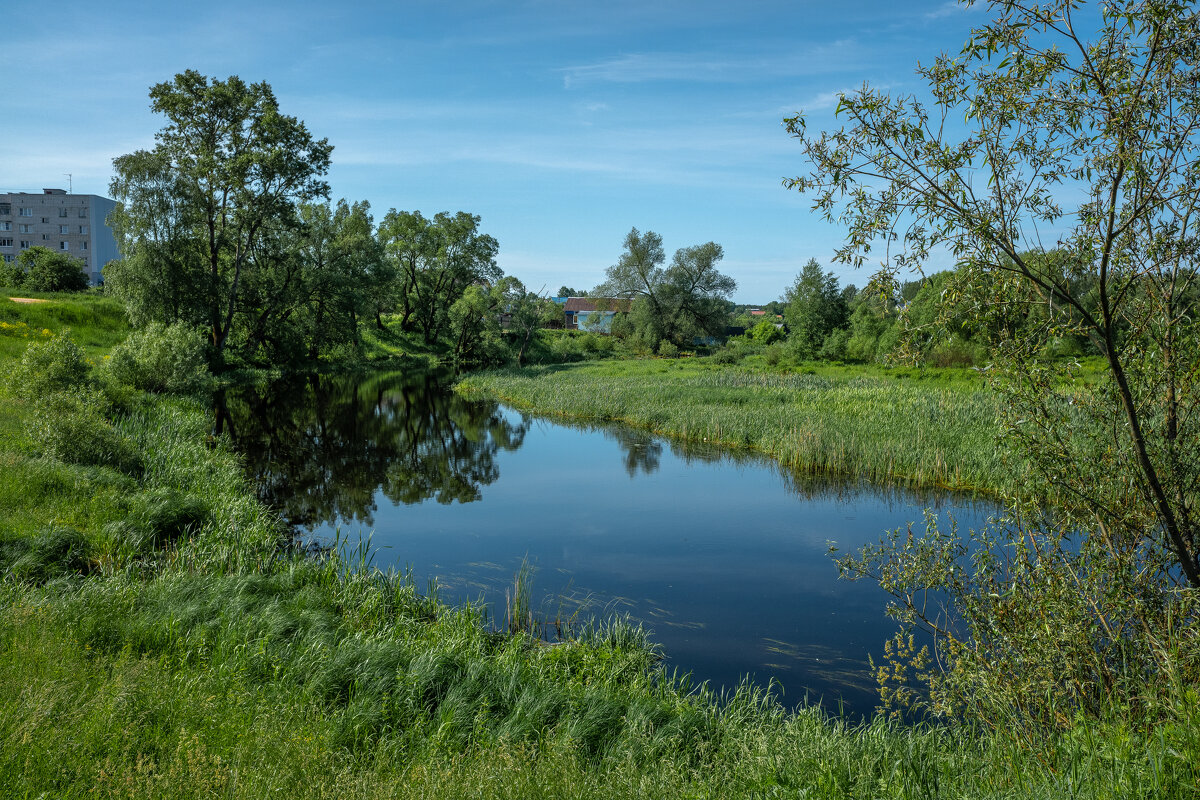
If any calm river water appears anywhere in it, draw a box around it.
[217,370,997,716]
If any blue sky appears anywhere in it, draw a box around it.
[4,0,987,303]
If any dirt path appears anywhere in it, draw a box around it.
[6,297,49,304]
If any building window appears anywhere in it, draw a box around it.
[19,241,30,249]
[60,241,69,251]
[2,255,12,263]
[79,208,88,218]
[19,208,33,217]
[79,225,89,234]
[42,234,49,240]
[19,224,32,233]
[59,208,68,218]
[0,239,13,247]
[0,203,10,215]
[81,241,88,250]
[0,222,9,231]
[60,225,69,234]
[41,218,49,224]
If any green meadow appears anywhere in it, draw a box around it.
[1,293,1196,798]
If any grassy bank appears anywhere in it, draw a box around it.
[456,359,1017,495]
[2,294,1196,797]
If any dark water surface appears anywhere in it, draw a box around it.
[217,370,997,716]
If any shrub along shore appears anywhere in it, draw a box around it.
[1,293,1196,798]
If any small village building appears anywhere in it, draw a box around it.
[563,297,632,332]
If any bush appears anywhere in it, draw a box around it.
[711,347,741,365]
[818,328,850,361]
[7,246,90,292]
[579,332,615,358]
[848,513,1200,732]
[5,331,91,399]
[28,390,141,474]
[925,336,982,368]
[657,340,679,358]
[0,259,24,288]
[107,321,212,394]
[746,318,784,345]
[547,332,583,363]
[763,342,787,366]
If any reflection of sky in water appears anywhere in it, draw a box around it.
[317,406,999,718]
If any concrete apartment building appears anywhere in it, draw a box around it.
[0,188,120,284]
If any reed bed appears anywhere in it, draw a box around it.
[457,361,1016,495]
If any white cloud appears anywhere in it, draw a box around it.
[925,1,969,20]
[559,41,864,88]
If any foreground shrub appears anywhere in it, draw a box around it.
[4,331,90,399]
[106,321,212,394]
[845,512,1200,736]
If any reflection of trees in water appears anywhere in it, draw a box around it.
[213,371,528,529]
[577,417,990,512]
[605,428,663,477]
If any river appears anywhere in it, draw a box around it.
[215,369,996,716]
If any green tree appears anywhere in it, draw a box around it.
[448,276,529,366]
[788,0,1200,723]
[377,209,436,332]
[0,257,22,288]
[108,71,333,366]
[844,276,899,363]
[5,247,90,292]
[782,258,846,359]
[508,290,560,366]
[378,210,500,345]
[598,228,736,348]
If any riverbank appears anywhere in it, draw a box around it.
[456,359,1019,496]
[1,293,1195,798]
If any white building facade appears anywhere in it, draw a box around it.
[0,188,120,285]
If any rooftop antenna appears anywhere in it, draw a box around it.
[64,173,72,194]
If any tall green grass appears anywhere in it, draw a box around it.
[457,360,1017,494]
[3,588,1195,798]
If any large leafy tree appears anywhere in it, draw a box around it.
[378,210,501,344]
[783,258,847,358]
[788,0,1200,724]
[599,228,736,348]
[788,0,1200,586]
[237,200,386,365]
[108,71,333,366]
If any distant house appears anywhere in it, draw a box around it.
[564,297,632,333]
[749,309,767,317]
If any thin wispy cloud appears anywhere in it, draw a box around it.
[560,42,862,88]
[925,1,969,20]
[797,89,850,113]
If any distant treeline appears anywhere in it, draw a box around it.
[730,251,1188,367]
